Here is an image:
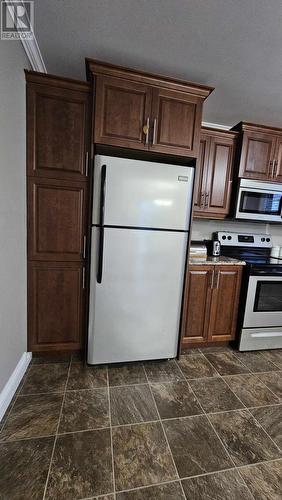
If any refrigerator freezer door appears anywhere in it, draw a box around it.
[92,155,194,230]
[88,227,187,364]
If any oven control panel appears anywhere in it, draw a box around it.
[215,232,272,248]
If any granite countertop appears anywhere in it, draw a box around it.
[189,256,246,266]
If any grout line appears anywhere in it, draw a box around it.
[0,359,34,433]
[209,366,282,454]
[260,351,282,371]
[42,359,71,500]
[232,351,279,372]
[204,412,256,500]
[222,374,280,406]
[255,375,282,401]
[107,367,116,500]
[205,366,282,493]
[142,364,187,500]
[244,407,282,454]
[89,456,282,498]
[200,350,251,376]
[177,359,257,500]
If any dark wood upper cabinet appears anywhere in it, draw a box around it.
[28,177,87,261]
[193,134,210,211]
[238,130,275,180]
[94,75,152,150]
[26,71,91,180]
[232,122,282,182]
[28,262,84,352]
[181,264,243,349]
[273,136,282,182]
[87,59,214,157]
[193,128,237,219]
[150,88,202,156]
[181,266,213,347]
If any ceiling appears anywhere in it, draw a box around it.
[34,0,282,127]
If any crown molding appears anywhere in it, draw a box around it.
[5,0,47,72]
[21,36,47,72]
[202,121,231,131]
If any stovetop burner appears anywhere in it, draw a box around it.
[230,255,282,266]
[214,231,282,270]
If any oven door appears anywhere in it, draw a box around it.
[236,186,282,222]
[244,275,282,328]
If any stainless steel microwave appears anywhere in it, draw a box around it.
[235,179,282,222]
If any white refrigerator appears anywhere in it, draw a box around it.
[88,155,194,364]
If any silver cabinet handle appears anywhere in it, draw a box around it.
[269,160,274,178]
[82,267,86,289]
[200,192,205,209]
[273,159,278,178]
[209,270,214,289]
[82,235,87,259]
[85,152,89,176]
[215,270,220,288]
[143,117,150,145]
[152,118,157,145]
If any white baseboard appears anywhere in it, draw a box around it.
[0,352,32,421]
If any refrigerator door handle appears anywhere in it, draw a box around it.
[97,164,106,284]
[99,164,107,226]
[97,227,104,283]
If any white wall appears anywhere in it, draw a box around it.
[192,219,282,245]
[0,40,30,392]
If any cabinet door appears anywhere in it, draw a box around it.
[94,75,152,150]
[273,137,282,182]
[208,266,242,342]
[193,134,210,214]
[28,262,85,351]
[182,266,213,346]
[239,132,276,180]
[150,88,202,157]
[205,136,235,217]
[28,178,87,261]
[27,83,91,180]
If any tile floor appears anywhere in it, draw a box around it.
[0,347,281,499]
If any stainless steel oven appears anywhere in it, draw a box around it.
[236,179,282,222]
[216,230,282,351]
[244,273,282,328]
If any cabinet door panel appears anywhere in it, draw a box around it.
[151,88,201,157]
[239,132,276,180]
[94,75,152,149]
[208,266,242,342]
[28,178,86,261]
[28,262,84,351]
[193,135,210,213]
[205,137,234,216]
[274,137,282,182]
[182,266,213,345]
[27,83,90,180]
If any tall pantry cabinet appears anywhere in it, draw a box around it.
[26,71,92,352]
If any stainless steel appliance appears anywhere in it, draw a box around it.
[215,231,282,351]
[88,155,194,364]
[235,179,282,222]
[205,239,221,257]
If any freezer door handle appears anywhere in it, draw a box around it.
[97,164,106,284]
[97,227,104,284]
